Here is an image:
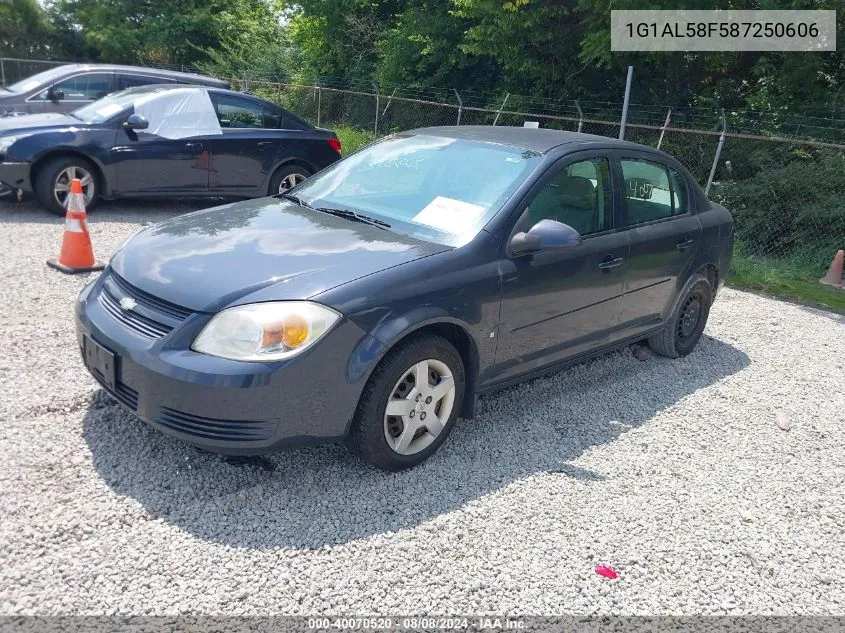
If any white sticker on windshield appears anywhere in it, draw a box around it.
[95,103,124,118]
[413,196,485,233]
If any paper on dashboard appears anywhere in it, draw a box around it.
[413,196,485,233]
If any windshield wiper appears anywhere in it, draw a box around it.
[316,207,391,229]
[281,193,391,229]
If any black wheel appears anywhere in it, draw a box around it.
[348,334,465,471]
[268,164,311,196]
[648,273,713,358]
[35,156,99,217]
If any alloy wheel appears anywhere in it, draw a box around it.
[54,166,95,209]
[278,173,306,193]
[383,358,456,456]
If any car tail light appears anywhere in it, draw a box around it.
[327,137,341,155]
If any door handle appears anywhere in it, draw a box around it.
[676,239,695,251]
[184,142,203,150]
[598,257,624,270]
[257,141,275,150]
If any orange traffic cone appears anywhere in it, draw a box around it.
[819,250,844,288]
[46,178,104,274]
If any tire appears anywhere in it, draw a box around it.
[268,164,311,196]
[35,156,99,217]
[348,334,465,471]
[648,273,713,358]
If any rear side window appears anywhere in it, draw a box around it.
[669,168,688,215]
[621,159,677,225]
[215,95,267,128]
[118,74,172,90]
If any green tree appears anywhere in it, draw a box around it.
[0,0,53,58]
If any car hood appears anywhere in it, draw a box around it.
[0,112,82,132]
[110,197,449,313]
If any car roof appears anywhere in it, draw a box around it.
[49,63,226,87]
[407,125,652,154]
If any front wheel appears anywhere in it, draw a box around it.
[268,164,311,196]
[348,334,465,471]
[648,273,713,358]
[35,156,99,217]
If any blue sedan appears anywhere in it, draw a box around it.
[76,126,733,470]
[0,85,341,215]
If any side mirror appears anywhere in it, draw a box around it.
[123,114,149,131]
[49,88,65,102]
[510,219,583,255]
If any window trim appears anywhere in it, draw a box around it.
[25,71,115,104]
[116,73,176,90]
[504,150,619,256]
[618,154,692,229]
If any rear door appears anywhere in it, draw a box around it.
[491,152,629,384]
[616,153,702,337]
[206,93,285,195]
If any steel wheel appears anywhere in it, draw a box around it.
[383,358,456,456]
[54,166,94,209]
[278,172,306,193]
[676,290,704,347]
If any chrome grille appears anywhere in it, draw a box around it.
[98,271,191,339]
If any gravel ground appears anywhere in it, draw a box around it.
[1,198,844,617]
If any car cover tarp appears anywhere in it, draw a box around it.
[134,89,222,139]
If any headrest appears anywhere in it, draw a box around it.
[557,176,595,210]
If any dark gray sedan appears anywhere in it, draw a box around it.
[0,63,226,117]
[76,126,733,471]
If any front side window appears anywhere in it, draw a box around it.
[45,73,111,101]
[215,95,266,128]
[622,159,680,225]
[292,133,543,246]
[522,157,613,236]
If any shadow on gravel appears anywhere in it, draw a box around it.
[82,334,749,549]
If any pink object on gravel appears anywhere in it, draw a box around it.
[595,564,618,579]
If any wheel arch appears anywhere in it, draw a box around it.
[30,150,108,196]
[352,317,481,421]
[265,158,317,195]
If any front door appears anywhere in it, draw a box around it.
[616,155,702,337]
[492,153,629,385]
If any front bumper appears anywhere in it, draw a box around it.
[75,272,382,455]
[0,161,32,197]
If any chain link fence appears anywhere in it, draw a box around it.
[4,57,845,283]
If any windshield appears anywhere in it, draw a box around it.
[6,66,72,94]
[292,134,542,246]
[72,86,168,124]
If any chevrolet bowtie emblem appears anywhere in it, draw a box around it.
[119,296,137,311]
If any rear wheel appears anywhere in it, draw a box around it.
[35,156,98,217]
[648,273,713,358]
[268,164,311,196]
[348,334,465,471]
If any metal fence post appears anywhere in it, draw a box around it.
[374,85,380,134]
[705,109,727,196]
[619,65,633,140]
[453,89,463,125]
[1,59,5,87]
[316,86,322,127]
[493,93,510,126]
[657,107,672,149]
[575,100,584,133]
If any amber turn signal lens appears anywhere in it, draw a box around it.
[282,314,309,348]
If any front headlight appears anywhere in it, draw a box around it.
[192,301,341,362]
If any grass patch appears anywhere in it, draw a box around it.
[728,254,845,315]
[334,126,379,155]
